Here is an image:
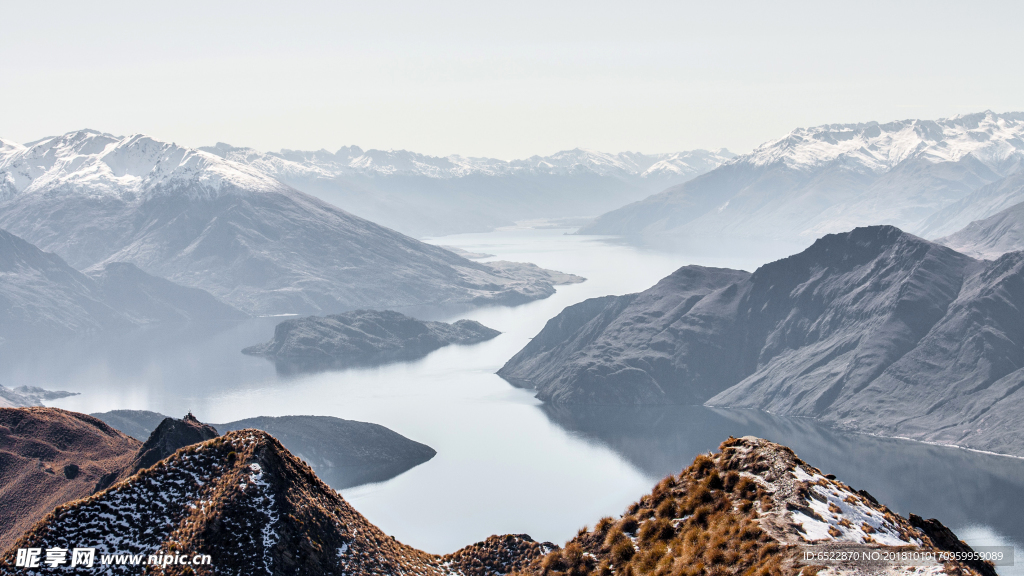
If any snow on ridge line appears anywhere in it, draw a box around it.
[206,142,738,180]
[743,110,1024,172]
[0,130,291,200]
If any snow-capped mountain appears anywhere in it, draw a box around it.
[0,130,281,202]
[0,130,583,315]
[202,143,735,237]
[203,142,733,180]
[580,111,1024,253]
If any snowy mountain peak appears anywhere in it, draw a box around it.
[0,130,288,202]
[201,142,735,181]
[746,110,1024,173]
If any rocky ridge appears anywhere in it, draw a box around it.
[0,435,993,576]
[515,437,995,576]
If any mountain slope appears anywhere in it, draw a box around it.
[937,199,1024,259]
[519,437,996,576]
[1,433,993,576]
[202,143,736,237]
[498,266,751,404]
[1,429,543,575]
[580,111,1024,250]
[916,169,1024,238]
[0,130,582,316]
[501,226,1024,456]
[0,228,243,342]
[0,228,132,339]
[0,408,140,551]
[86,261,246,324]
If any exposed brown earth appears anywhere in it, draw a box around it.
[0,407,140,551]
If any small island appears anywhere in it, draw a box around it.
[243,309,501,373]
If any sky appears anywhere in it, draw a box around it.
[2,0,1023,159]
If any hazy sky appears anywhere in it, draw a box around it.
[3,0,1022,159]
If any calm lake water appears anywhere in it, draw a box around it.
[4,227,1022,571]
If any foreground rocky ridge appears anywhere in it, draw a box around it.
[243,309,501,372]
[514,437,996,576]
[500,226,1024,456]
[1,435,991,576]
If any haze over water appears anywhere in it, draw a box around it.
[6,227,1022,571]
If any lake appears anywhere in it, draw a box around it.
[5,226,1022,572]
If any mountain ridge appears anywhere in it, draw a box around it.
[201,142,736,237]
[1,430,995,576]
[579,111,1024,252]
[500,226,1024,456]
[0,131,583,316]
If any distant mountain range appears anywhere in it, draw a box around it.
[202,143,735,236]
[580,111,1024,256]
[501,225,1024,457]
[938,199,1024,258]
[0,131,582,316]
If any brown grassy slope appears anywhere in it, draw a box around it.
[443,534,557,576]
[1,429,546,576]
[515,437,996,576]
[0,407,139,551]
[2,432,994,576]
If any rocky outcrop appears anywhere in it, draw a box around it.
[243,310,501,372]
[94,413,219,491]
[502,226,1024,456]
[91,410,438,490]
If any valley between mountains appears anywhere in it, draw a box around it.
[3,110,1024,574]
